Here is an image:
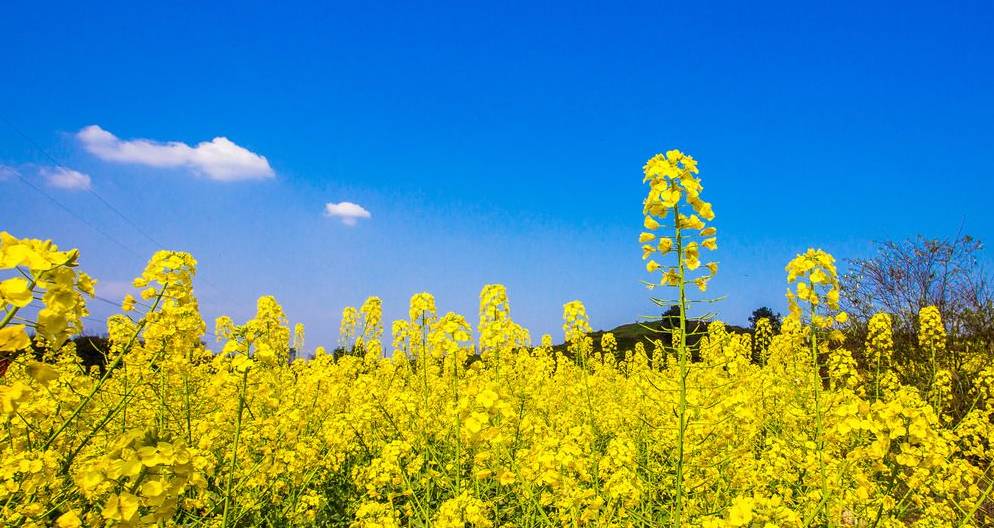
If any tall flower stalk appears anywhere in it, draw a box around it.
[918,306,947,411]
[785,248,848,524]
[866,313,894,401]
[639,149,717,526]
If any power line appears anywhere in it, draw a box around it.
[9,167,144,259]
[86,188,167,249]
[0,115,167,250]
[1,116,238,308]
[91,294,124,309]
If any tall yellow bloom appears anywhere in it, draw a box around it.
[640,149,718,292]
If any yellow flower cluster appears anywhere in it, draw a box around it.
[640,149,718,292]
[600,332,617,357]
[0,231,94,353]
[340,305,359,349]
[918,305,947,357]
[786,248,848,328]
[358,296,384,359]
[478,284,529,360]
[866,313,894,366]
[406,292,437,361]
[753,317,774,364]
[562,300,593,360]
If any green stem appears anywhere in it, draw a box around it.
[874,348,882,402]
[59,361,146,473]
[452,343,461,493]
[221,366,250,528]
[957,459,994,527]
[807,301,830,526]
[158,346,166,433]
[42,287,166,450]
[673,201,689,528]
[184,372,193,443]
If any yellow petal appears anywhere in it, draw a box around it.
[0,325,31,352]
[0,278,33,308]
[26,361,60,386]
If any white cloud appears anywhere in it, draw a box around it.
[40,166,92,191]
[324,201,371,226]
[76,125,275,182]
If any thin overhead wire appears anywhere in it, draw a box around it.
[0,115,239,308]
[8,167,143,259]
[1,115,166,251]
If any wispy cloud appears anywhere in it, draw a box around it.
[324,201,371,226]
[0,165,20,181]
[40,166,92,191]
[0,165,18,181]
[77,125,275,182]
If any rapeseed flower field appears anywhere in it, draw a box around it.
[1,150,992,527]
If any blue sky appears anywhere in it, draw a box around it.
[2,1,992,352]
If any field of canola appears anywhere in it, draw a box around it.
[1,150,993,527]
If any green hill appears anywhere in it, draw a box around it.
[551,318,751,360]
